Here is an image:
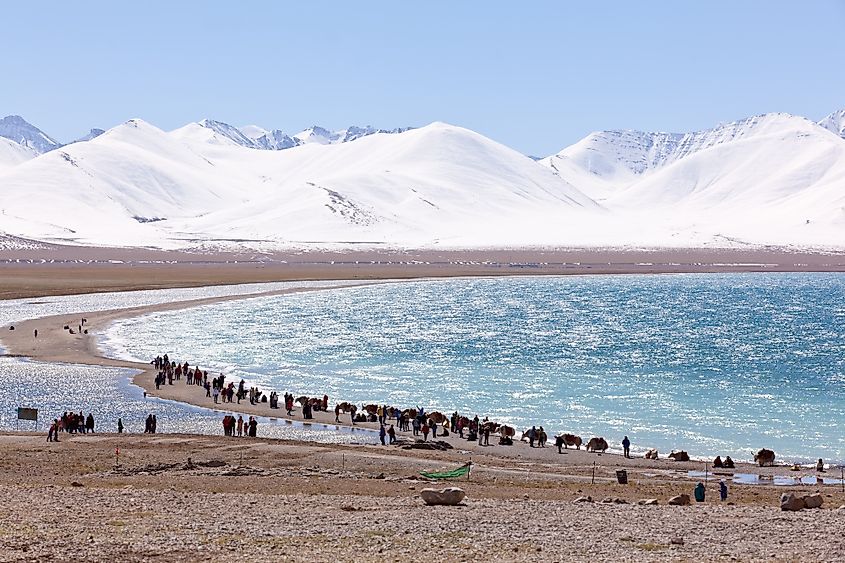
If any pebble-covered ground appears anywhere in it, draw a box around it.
[0,432,843,562]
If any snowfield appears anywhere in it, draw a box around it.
[0,111,843,250]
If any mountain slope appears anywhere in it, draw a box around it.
[0,137,37,172]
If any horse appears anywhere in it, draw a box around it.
[362,404,379,415]
[668,450,690,462]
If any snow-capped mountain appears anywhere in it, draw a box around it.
[1,109,844,250]
[0,119,597,248]
[0,115,61,154]
[819,109,845,139]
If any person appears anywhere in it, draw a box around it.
[713,455,723,468]
[622,436,631,459]
[694,482,705,502]
[47,420,56,442]
[379,424,386,446]
[248,416,257,437]
[86,413,95,433]
[430,419,438,439]
[117,418,124,434]
[483,425,490,446]
[151,414,157,433]
[538,426,546,447]
[723,456,735,469]
[817,458,825,472]
[528,426,537,448]
[237,415,244,437]
[555,434,564,454]
[719,480,728,501]
[421,422,429,442]
[33,329,38,338]
[387,424,396,444]
[412,417,420,436]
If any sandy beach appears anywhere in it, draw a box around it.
[2,247,845,561]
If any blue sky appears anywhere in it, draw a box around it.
[2,1,844,155]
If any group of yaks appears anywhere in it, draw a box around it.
[328,401,780,466]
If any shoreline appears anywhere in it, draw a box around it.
[1,275,841,476]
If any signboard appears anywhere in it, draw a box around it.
[17,407,38,421]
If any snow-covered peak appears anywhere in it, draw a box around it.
[294,124,413,145]
[0,115,61,154]
[239,125,302,150]
[294,125,339,145]
[548,112,822,180]
[197,118,259,148]
[819,109,845,139]
[72,128,105,143]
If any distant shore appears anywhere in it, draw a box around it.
[2,244,845,299]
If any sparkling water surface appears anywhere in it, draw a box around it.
[102,274,845,463]
[0,282,375,444]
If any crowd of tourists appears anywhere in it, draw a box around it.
[46,411,96,442]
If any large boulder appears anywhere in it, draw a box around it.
[780,493,805,511]
[668,494,691,506]
[802,493,824,509]
[419,487,466,506]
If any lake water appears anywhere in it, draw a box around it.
[0,282,376,444]
[102,273,845,464]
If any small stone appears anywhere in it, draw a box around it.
[573,496,593,504]
[638,498,659,505]
[71,481,84,487]
[670,537,684,546]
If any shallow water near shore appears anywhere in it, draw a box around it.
[0,281,376,443]
[102,273,845,464]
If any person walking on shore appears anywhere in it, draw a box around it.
[117,418,123,434]
[388,424,396,444]
[421,422,430,442]
[720,480,728,501]
[622,436,631,458]
[237,415,244,437]
[528,426,537,448]
[247,416,257,437]
[379,424,386,446]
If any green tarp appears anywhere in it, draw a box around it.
[420,462,472,479]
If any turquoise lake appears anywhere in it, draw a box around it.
[102,274,845,463]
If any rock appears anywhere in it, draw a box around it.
[802,493,823,509]
[780,493,804,511]
[668,494,690,506]
[420,487,466,506]
[638,498,659,505]
[670,537,684,545]
[339,505,358,512]
[837,505,845,510]
[572,496,593,504]
[70,481,84,487]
